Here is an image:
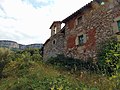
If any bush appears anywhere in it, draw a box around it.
[97,39,120,76]
[47,39,120,77]
[14,48,42,62]
[0,48,13,77]
[1,56,98,90]
[46,54,99,73]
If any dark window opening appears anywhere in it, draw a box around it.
[117,20,120,31]
[53,40,56,44]
[78,35,84,45]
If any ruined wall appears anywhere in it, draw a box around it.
[43,32,64,60]
[64,2,120,61]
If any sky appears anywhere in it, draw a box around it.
[0,0,92,45]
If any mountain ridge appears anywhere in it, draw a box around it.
[0,40,43,49]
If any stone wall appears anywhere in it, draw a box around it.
[43,0,120,61]
[63,1,120,61]
[43,32,65,60]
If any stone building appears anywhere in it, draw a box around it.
[43,21,65,60]
[43,0,120,61]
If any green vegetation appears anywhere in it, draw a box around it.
[47,39,120,90]
[0,48,98,90]
[0,39,120,90]
[0,48,13,78]
[98,39,120,76]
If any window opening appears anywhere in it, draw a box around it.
[78,35,84,45]
[117,20,120,31]
[77,16,82,25]
[53,40,56,44]
[54,26,57,34]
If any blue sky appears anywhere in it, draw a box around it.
[0,0,91,44]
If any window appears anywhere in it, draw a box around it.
[112,17,120,34]
[53,40,56,44]
[117,20,120,31]
[77,16,82,25]
[54,26,57,34]
[76,34,87,46]
[78,35,84,45]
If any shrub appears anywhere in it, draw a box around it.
[46,54,99,73]
[14,48,42,62]
[0,48,13,77]
[2,56,98,90]
[97,39,120,76]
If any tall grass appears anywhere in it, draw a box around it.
[0,46,119,90]
[0,48,98,90]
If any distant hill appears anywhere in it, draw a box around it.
[0,40,43,50]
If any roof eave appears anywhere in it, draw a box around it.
[62,1,93,23]
[49,21,61,29]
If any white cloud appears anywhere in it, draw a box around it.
[22,0,54,8]
[0,0,92,44]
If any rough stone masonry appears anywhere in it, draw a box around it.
[43,0,120,61]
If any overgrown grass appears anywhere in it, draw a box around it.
[46,39,120,90]
[47,55,120,90]
[0,48,97,90]
[0,45,120,90]
[0,60,98,90]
